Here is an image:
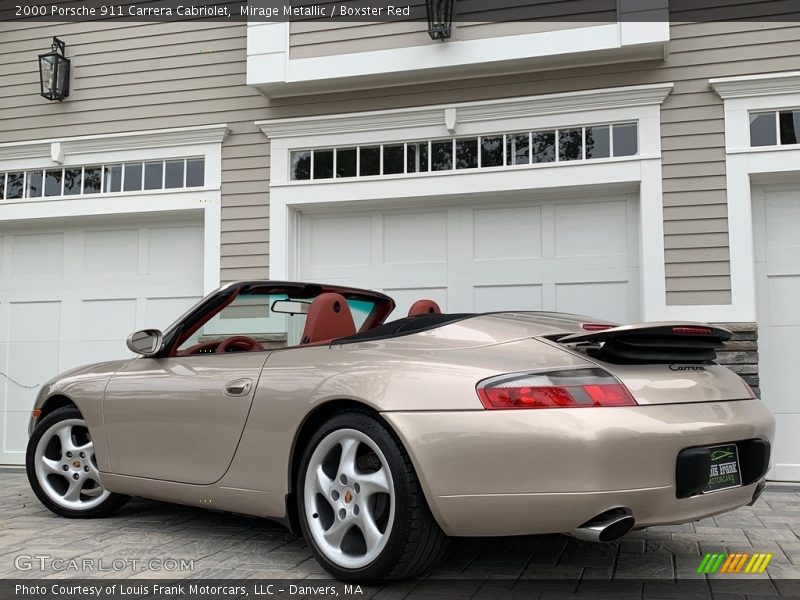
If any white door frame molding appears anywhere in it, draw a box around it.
[710,71,800,323]
[0,124,229,295]
[258,83,682,320]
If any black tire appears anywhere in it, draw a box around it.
[297,410,448,582]
[26,405,129,518]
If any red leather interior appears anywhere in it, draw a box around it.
[408,299,442,317]
[300,293,357,345]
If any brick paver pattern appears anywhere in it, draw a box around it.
[3,472,800,583]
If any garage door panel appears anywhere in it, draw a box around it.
[299,195,638,324]
[472,262,630,286]
[145,296,203,331]
[770,413,800,481]
[383,212,448,264]
[474,285,543,312]
[372,263,448,284]
[768,276,800,326]
[4,412,29,455]
[555,282,631,323]
[148,226,205,275]
[306,215,373,268]
[766,262,800,277]
[472,206,543,260]
[81,299,138,341]
[555,201,629,258]
[10,233,64,277]
[84,229,139,274]
[10,301,61,342]
[765,192,800,256]
[80,341,132,366]
[761,326,797,413]
[5,342,59,411]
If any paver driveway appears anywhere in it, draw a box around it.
[3,471,800,588]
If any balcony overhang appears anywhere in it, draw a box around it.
[247,21,670,98]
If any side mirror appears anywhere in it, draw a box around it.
[126,329,163,357]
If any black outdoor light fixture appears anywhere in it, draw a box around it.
[426,0,454,40]
[39,37,70,101]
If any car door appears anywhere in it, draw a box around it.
[103,351,270,484]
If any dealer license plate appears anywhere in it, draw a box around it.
[702,443,742,493]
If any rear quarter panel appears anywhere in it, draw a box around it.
[219,336,591,515]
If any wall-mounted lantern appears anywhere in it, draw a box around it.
[39,37,70,101]
[426,0,454,40]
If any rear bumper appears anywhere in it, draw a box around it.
[383,399,774,536]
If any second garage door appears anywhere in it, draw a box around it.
[298,194,640,322]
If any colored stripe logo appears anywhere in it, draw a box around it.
[697,552,773,574]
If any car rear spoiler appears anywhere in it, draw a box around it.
[556,322,732,364]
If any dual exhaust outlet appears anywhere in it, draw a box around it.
[570,508,635,543]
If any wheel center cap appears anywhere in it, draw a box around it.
[343,489,353,504]
[72,460,81,469]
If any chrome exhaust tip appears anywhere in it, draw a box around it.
[570,509,635,543]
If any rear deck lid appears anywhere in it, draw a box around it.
[556,322,731,364]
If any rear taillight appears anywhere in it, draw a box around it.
[477,368,637,410]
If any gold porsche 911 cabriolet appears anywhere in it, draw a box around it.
[26,280,774,581]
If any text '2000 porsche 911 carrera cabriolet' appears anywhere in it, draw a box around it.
[25,280,774,581]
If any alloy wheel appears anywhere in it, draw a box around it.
[33,418,110,510]
[303,428,395,569]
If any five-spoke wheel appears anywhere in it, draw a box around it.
[26,406,128,518]
[304,429,395,569]
[298,411,447,581]
[34,418,108,509]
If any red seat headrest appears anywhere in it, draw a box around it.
[300,293,356,345]
[408,299,442,317]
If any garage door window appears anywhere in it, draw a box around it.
[0,157,205,200]
[289,121,638,181]
[750,110,800,147]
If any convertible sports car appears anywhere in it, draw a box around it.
[26,280,774,581]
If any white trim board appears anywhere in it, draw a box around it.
[0,124,229,162]
[257,83,675,141]
[258,84,692,321]
[247,22,669,97]
[0,125,226,295]
[710,75,800,324]
[710,71,800,100]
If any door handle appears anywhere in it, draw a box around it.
[224,378,253,397]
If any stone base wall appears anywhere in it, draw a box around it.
[713,322,759,397]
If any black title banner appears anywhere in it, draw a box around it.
[2,0,800,22]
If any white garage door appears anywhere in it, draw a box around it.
[0,216,205,464]
[754,185,800,481]
[298,194,640,322]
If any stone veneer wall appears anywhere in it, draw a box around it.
[714,323,759,398]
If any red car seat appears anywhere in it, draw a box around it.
[300,293,357,345]
[408,299,442,317]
